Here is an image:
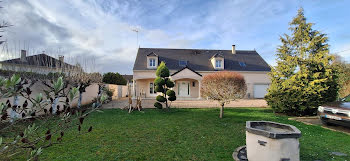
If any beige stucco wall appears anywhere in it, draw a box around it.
[173,79,200,99]
[133,70,271,99]
[106,84,128,100]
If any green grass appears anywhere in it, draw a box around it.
[24,108,350,160]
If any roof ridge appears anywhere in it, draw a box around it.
[139,47,256,52]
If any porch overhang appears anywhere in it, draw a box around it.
[170,66,202,81]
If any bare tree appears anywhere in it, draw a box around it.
[201,71,247,118]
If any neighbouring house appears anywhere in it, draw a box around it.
[122,74,133,83]
[0,50,82,76]
[132,45,271,100]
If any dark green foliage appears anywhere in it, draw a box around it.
[156,62,170,77]
[154,77,165,86]
[156,95,166,102]
[155,85,164,93]
[166,79,174,88]
[265,8,339,116]
[168,96,176,101]
[154,61,176,110]
[102,72,127,85]
[154,102,163,109]
[166,90,175,97]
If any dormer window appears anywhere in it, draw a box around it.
[215,60,222,68]
[147,52,158,69]
[210,53,224,69]
[179,60,187,67]
[149,58,156,67]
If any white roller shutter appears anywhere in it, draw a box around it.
[253,84,269,98]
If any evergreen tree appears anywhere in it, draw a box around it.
[265,8,339,116]
[153,62,176,110]
[102,72,127,85]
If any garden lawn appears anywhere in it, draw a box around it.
[37,108,350,161]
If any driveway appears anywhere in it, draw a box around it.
[102,98,268,109]
[289,116,350,135]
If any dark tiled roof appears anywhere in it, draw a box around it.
[122,74,133,82]
[0,54,76,69]
[133,48,271,72]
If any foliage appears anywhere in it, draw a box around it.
[18,108,350,161]
[154,102,162,109]
[102,72,127,85]
[265,8,339,116]
[201,71,246,118]
[331,54,350,98]
[153,62,176,110]
[156,95,166,102]
[155,62,170,78]
[0,75,106,160]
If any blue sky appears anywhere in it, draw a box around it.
[1,0,349,74]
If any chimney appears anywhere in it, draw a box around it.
[59,55,64,62]
[21,50,27,62]
[232,45,236,54]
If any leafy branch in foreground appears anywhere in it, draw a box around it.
[0,75,106,160]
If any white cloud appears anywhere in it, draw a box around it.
[1,0,348,73]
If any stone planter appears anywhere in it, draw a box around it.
[246,121,301,161]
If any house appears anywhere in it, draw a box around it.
[0,50,82,76]
[122,74,133,83]
[132,45,271,100]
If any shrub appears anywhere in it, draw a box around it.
[168,96,176,101]
[155,85,164,93]
[166,90,175,97]
[156,95,166,102]
[201,71,246,118]
[153,62,176,110]
[166,79,175,88]
[154,102,163,109]
[154,77,165,86]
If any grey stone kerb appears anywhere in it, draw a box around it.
[246,121,302,139]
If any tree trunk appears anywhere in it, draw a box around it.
[219,103,224,118]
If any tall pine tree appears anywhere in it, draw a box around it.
[265,8,339,116]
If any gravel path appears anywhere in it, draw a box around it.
[102,98,268,109]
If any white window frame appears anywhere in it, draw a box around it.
[149,58,156,67]
[149,82,155,94]
[215,60,222,68]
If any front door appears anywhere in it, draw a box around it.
[178,81,190,97]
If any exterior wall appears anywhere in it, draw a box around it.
[174,79,200,99]
[133,70,271,99]
[135,78,158,98]
[199,71,270,98]
[0,63,81,76]
[0,82,99,113]
[106,84,128,100]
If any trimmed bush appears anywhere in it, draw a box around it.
[154,102,163,109]
[154,61,176,110]
[156,95,166,102]
[156,62,170,77]
[166,90,175,97]
[166,79,174,88]
[155,85,164,93]
[154,77,165,86]
[168,96,176,101]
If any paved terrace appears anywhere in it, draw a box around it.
[102,98,268,109]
